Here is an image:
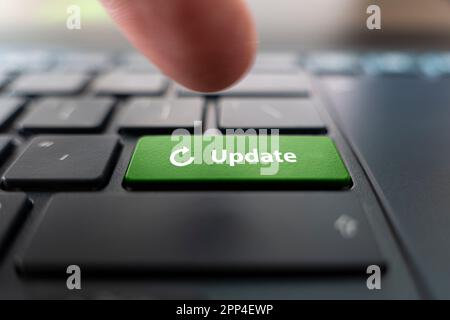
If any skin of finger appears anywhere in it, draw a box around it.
[101,0,257,92]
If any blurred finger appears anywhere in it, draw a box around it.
[100,0,257,92]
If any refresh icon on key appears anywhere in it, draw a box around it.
[169,146,195,167]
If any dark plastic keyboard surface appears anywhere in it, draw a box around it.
[1,49,445,299]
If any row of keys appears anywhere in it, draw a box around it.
[3,50,450,76]
[0,97,327,134]
[3,72,309,97]
[0,51,298,75]
[4,53,448,97]
[0,135,350,190]
[4,72,167,96]
[179,73,310,97]
[0,52,159,74]
[307,52,450,77]
[4,52,450,97]
[119,97,326,133]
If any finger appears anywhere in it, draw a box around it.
[100,0,257,92]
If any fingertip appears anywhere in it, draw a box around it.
[173,40,258,93]
[100,0,257,92]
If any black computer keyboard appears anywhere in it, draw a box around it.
[0,49,445,299]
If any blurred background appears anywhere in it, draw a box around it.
[1,0,450,50]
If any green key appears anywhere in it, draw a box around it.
[124,135,351,188]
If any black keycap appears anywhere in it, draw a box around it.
[0,193,30,254]
[0,98,25,129]
[92,72,167,96]
[2,135,120,190]
[19,193,384,275]
[219,98,326,133]
[119,98,204,133]
[18,97,114,133]
[180,73,310,97]
[9,73,90,95]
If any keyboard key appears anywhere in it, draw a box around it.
[0,98,25,129]
[251,63,299,74]
[2,135,120,190]
[115,53,159,73]
[255,53,300,65]
[92,72,167,96]
[0,193,30,254]
[251,53,300,73]
[19,193,383,275]
[9,73,90,95]
[219,98,326,133]
[0,51,51,74]
[119,98,204,134]
[124,135,351,189]
[18,97,114,133]
[179,73,310,97]
[306,53,361,75]
[363,53,419,76]
[54,52,113,73]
